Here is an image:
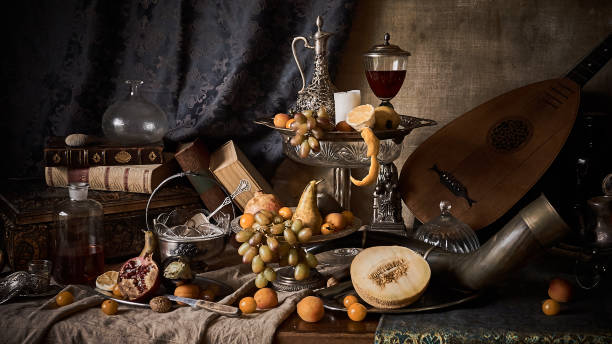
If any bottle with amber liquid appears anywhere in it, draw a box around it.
[52,183,104,285]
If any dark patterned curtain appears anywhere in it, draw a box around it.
[1,0,356,179]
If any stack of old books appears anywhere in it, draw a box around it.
[1,137,276,271]
[43,136,175,193]
[0,137,198,271]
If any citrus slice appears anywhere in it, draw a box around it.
[96,271,119,291]
[346,104,375,131]
[374,106,400,130]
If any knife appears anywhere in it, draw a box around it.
[166,295,241,317]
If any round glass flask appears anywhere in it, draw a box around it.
[53,183,104,285]
[102,80,168,145]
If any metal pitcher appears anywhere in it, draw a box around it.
[291,16,337,121]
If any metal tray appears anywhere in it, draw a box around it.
[19,284,63,298]
[95,276,233,308]
[317,280,479,314]
[255,115,436,142]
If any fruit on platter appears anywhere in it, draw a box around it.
[350,246,431,309]
[347,302,367,321]
[274,113,290,128]
[282,107,336,157]
[237,181,325,287]
[112,284,124,298]
[254,288,278,309]
[244,191,282,216]
[374,106,400,130]
[324,213,346,231]
[346,104,375,131]
[174,284,201,299]
[117,231,160,301]
[320,222,335,235]
[341,210,354,225]
[343,294,358,308]
[335,121,355,132]
[95,271,119,292]
[297,296,325,323]
[292,180,323,234]
[162,256,193,290]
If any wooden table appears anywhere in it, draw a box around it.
[275,311,379,344]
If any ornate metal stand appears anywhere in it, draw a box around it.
[333,167,351,209]
[371,162,406,234]
[271,266,326,292]
[256,115,436,237]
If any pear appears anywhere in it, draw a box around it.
[292,180,323,234]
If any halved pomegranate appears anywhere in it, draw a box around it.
[117,231,160,301]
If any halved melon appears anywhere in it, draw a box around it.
[350,246,430,309]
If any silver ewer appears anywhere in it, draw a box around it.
[291,16,338,121]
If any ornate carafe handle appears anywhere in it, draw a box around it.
[292,36,314,93]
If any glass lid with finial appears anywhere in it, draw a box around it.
[363,33,411,108]
[101,80,168,145]
[414,200,480,254]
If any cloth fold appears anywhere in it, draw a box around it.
[0,254,347,344]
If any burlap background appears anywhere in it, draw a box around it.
[271,0,612,229]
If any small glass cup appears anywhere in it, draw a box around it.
[28,260,52,293]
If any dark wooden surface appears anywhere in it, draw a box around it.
[274,311,379,344]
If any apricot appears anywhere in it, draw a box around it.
[297,296,325,323]
[274,113,290,128]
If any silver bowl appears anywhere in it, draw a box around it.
[154,209,230,271]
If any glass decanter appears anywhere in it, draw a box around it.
[363,33,411,108]
[414,201,480,253]
[52,183,104,285]
[102,80,168,145]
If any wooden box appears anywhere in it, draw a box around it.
[209,141,276,210]
[0,180,201,270]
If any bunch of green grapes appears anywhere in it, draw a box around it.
[236,209,319,288]
[287,107,336,158]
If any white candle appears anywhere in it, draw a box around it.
[333,90,361,124]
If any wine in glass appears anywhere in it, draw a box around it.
[363,33,411,108]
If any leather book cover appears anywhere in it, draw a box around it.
[175,138,233,215]
[44,136,164,167]
[44,158,180,194]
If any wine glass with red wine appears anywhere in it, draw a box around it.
[363,33,411,108]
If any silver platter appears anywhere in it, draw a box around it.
[255,115,436,142]
[317,280,480,314]
[94,276,233,308]
[255,115,436,168]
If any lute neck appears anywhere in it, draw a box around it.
[565,33,612,87]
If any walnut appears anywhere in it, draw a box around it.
[149,296,172,313]
[326,277,338,288]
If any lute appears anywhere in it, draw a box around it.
[399,33,612,230]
